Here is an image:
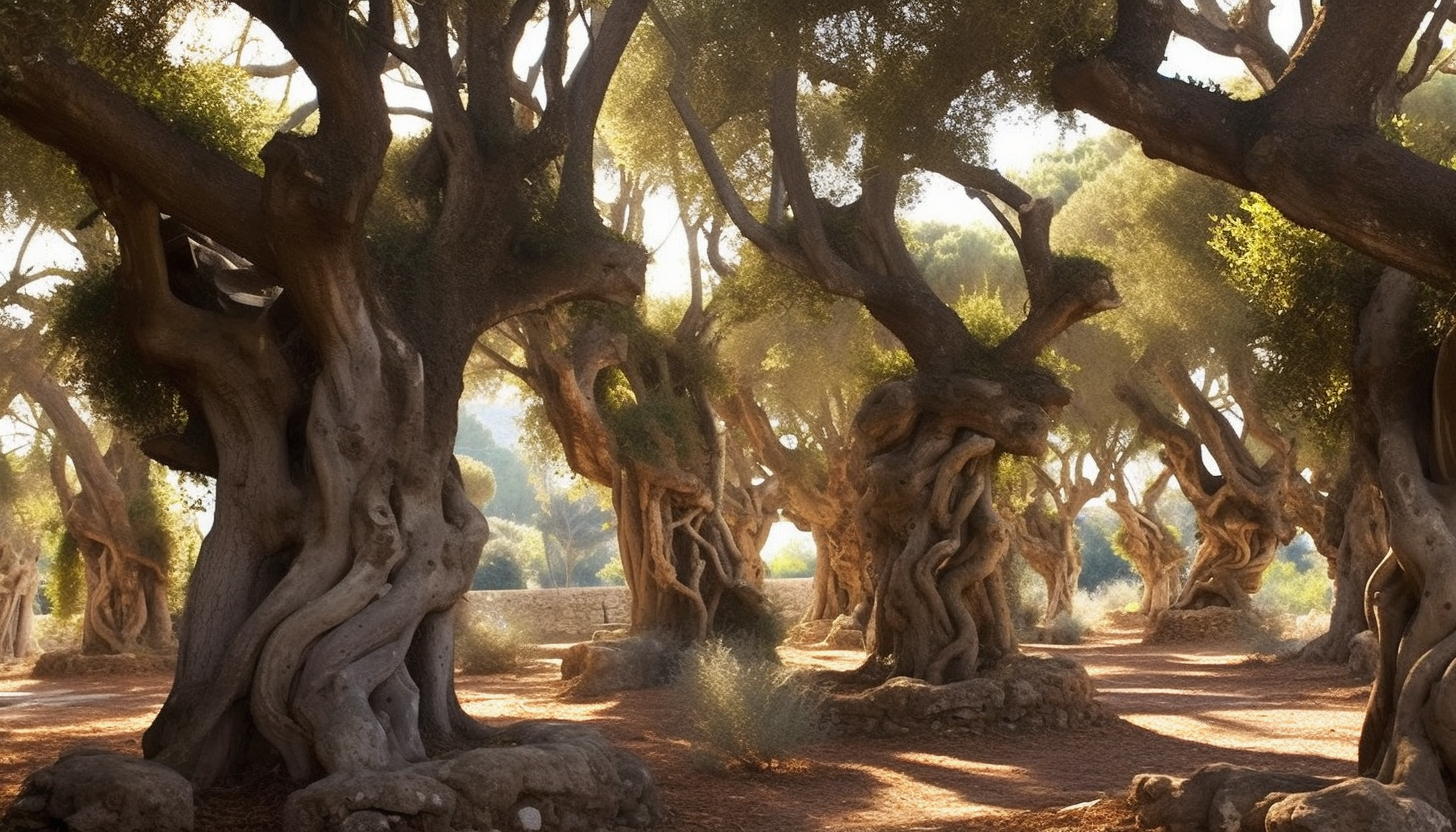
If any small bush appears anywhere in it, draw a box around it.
[1041,611,1088,644]
[455,611,528,675]
[680,640,821,771]
[32,614,82,653]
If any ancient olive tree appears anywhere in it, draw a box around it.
[1057,0,1456,824]
[659,0,1118,683]
[0,1,660,827]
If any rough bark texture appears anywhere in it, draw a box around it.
[505,311,774,646]
[1011,503,1080,624]
[718,386,869,623]
[1057,1,1456,823]
[1107,468,1185,618]
[23,365,173,655]
[0,0,659,820]
[0,528,40,662]
[1117,358,1299,610]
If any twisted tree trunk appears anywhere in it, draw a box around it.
[24,366,172,655]
[1354,272,1456,818]
[1107,468,1185,617]
[0,532,40,661]
[855,376,1064,683]
[509,313,773,645]
[1011,504,1080,624]
[1118,359,1299,610]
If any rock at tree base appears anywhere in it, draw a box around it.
[784,619,833,647]
[822,654,1101,736]
[286,722,659,832]
[559,636,678,699]
[824,614,866,651]
[1346,630,1379,682]
[1265,778,1450,832]
[1143,608,1274,646]
[1,747,194,832]
[784,615,866,651]
[1130,764,1340,832]
[30,649,176,678]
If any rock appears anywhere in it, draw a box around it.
[784,619,833,647]
[559,636,677,698]
[0,747,193,832]
[1265,778,1451,832]
[1144,607,1274,646]
[1347,630,1379,682]
[1129,763,1340,832]
[824,615,866,651]
[821,654,1100,736]
[30,650,176,678]
[284,722,660,832]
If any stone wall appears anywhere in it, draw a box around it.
[466,578,814,642]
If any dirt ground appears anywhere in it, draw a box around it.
[0,625,1368,831]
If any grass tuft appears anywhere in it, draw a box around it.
[680,640,822,771]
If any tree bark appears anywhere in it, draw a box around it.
[0,3,658,813]
[1106,468,1185,617]
[1117,359,1299,610]
[23,365,172,655]
[1354,270,1456,818]
[1011,503,1080,624]
[0,531,40,661]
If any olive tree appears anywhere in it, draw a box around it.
[1057,0,1456,823]
[0,1,660,827]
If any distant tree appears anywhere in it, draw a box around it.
[471,552,525,592]
[1074,507,1135,592]
[534,480,617,589]
[455,411,536,523]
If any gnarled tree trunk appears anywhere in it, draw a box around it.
[855,376,1065,683]
[1107,468,1185,617]
[0,531,40,661]
[1354,272,1456,817]
[24,365,172,655]
[1011,503,1080,624]
[718,386,870,623]
[1118,357,1299,610]
[507,312,774,645]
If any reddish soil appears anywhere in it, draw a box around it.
[0,626,1368,831]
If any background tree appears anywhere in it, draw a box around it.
[0,3,661,826]
[1057,0,1456,821]
[659,0,1117,684]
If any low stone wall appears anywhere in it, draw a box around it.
[466,578,814,642]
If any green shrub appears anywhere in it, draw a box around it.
[680,640,822,771]
[455,611,528,675]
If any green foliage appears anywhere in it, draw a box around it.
[1212,194,1385,460]
[596,559,627,586]
[472,551,525,590]
[454,611,529,675]
[457,455,497,509]
[534,479,618,588]
[907,221,1022,302]
[480,517,548,588]
[713,244,837,327]
[1075,508,1135,590]
[1254,538,1332,617]
[46,267,189,441]
[1052,149,1246,358]
[45,530,85,621]
[456,410,537,524]
[680,640,822,771]
[765,538,816,579]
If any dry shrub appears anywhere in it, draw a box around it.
[680,640,822,771]
[455,612,528,675]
